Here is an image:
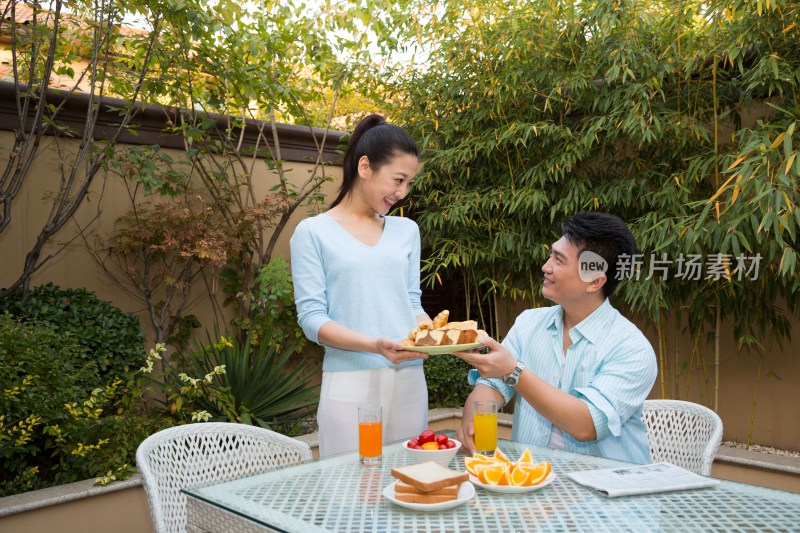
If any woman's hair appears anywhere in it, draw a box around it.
[331,114,420,208]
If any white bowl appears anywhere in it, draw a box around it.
[402,438,462,466]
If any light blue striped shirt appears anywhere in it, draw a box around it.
[290,213,426,372]
[470,299,657,464]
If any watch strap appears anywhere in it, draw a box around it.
[503,360,525,386]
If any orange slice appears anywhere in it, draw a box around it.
[509,466,531,486]
[464,456,492,476]
[476,463,506,485]
[518,448,533,464]
[499,467,511,485]
[493,447,512,467]
[515,461,552,485]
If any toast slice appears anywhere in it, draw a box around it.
[391,461,469,492]
[394,491,458,504]
[394,480,459,496]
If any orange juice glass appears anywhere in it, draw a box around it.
[358,405,382,465]
[473,400,498,454]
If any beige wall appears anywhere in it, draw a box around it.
[638,312,800,452]
[0,486,153,533]
[0,130,341,344]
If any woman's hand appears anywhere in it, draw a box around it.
[453,336,516,378]
[376,337,428,365]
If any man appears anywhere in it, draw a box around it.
[455,211,657,464]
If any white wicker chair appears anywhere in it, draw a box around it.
[642,399,723,476]
[136,422,312,533]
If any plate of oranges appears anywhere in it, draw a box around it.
[464,447,555,494]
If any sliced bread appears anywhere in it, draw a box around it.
[394,491,458,504]
[394,480,459,496]
[391,461,469,492]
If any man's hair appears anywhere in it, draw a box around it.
[561,211,638,297]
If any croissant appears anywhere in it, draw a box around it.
[432,310,450,329]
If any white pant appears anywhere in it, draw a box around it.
[317,366,428,458]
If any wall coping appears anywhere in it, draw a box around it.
[2,411,796,518]
[0,473,142,518]
[0,81,347,164]
[715,443,800,475]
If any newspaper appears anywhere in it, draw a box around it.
[566,462,720,497]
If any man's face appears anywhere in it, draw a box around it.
[541,236,592,305]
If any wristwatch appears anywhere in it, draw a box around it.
[503,360,525,386]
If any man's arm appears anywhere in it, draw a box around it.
[512,359,596,441]
[456,336,596,442]
[456,384,505,455]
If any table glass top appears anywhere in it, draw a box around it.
[183,439,800,532]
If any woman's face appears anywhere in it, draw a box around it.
[358,152,419,216]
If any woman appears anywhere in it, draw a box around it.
[290,114,431,457]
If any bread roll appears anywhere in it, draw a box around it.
[432,310,450,329]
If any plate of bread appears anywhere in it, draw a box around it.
[401,310,485,355]
[385,461,474,511]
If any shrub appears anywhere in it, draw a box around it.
[159,331,320,433]
[0,313,167,496]
[0,283,145,379]
[424,355,474,409]
[229,257,308,353]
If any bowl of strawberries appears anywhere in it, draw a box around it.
[403,429,462,466]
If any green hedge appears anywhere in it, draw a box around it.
[0,283,145,379]
[424,355,474,409]
[0,286,164,496]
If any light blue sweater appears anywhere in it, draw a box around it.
[289,213,426,372]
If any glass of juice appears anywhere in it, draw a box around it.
[473,400,498,454]
[358,405,382,466]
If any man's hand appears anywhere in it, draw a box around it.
[457,385,505,455]
[456,417,477,455]
[453,336,517,379]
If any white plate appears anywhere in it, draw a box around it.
[402,342,481,355]
[468,472,556,493]
[383,480,475,511]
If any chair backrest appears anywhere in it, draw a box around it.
[642,399,723,475]
[136,422,312,533]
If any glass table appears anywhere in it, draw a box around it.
[183,438,800,532]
